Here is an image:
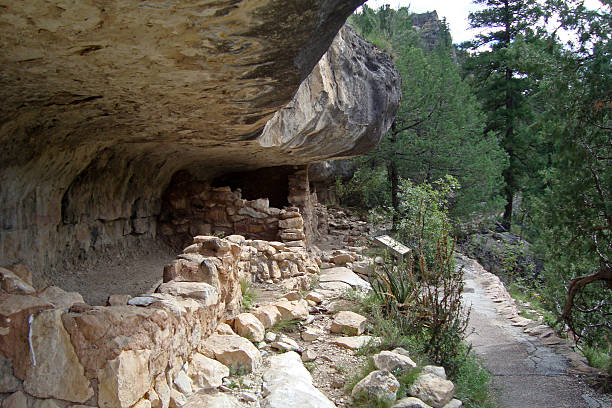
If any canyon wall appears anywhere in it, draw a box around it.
[0,0,401,282]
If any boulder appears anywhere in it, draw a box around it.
[351,370,400,403]
[273,299,309,321]
[409,373,455,408]
[37,286,85,310]
[373,351,417,373]
[252,305,282,329]
[392,397,432,408]
[330,311,367,336]
[443,400,462,408]
[187,353,229,389]
[158,281,219,306]
[422,365,446,380]
[262,351,336,408]
[233,313,265,342]
[319,267,371,291]
[97,349,151,408]
[201,334,262,373]
[24,309,94,403]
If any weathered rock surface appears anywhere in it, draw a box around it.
[373,350,417,373]
[262,351,336,408]
[0,0,400,284]
[24,310,93,403]
[233,313,265,342]
[183,391,243,408]
[330,310,367,336]
[392,397,432,408]
[351,370,400,403]
[201,334,262,373]
[409,373,455,408]
[187,353,229,389]
[97,349,151,408]
[319,267,371,291]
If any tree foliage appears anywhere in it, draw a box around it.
[348,5,506,223]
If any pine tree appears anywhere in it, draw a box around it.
[348,6,506,225]
[464,0,545,230]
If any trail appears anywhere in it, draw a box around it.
[459,255,611,408]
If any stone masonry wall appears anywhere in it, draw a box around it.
[0,234,320,407]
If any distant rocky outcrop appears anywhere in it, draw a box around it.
[0,1,400,279]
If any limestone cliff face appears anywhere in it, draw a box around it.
[0,0,400,278]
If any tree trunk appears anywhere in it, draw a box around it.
[389,121,400,231]
[389,159,399,230]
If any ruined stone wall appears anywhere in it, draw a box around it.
[160,169,316,251]
[0,234,320,407]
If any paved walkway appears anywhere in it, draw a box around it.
[460,256,611,408]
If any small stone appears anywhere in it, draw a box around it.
[409,373,455,408]
[233,313,265,342]
[252,305,282,328]
[278,217,303,229]
[302,326,325,341]
[331,253,354,265]
[271,334,301,352]
[330,310,367,336]
[305,292,324,304]
[351,370,400,403]
[97,349,151,408]
[373,351,417,373]
[265,332,277,342]
[158,281,218,305]
[282,291,302,301]
[154,376,171,408]
[108,294,132,306]
[301,349,317,362]
[128,296,159,307]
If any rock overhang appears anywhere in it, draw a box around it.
[0,0,401,274]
